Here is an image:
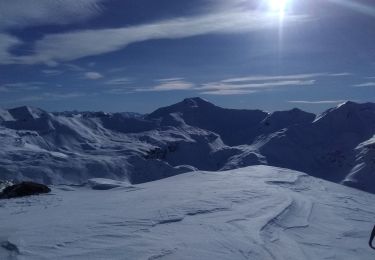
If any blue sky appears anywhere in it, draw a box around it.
[0,0,375,113]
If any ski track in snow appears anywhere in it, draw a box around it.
[0,166,374,260]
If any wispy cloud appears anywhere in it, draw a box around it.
[0,34,21,62]
[42,69,63,76]
[196,73,317,95]
[0,0,104,64]
[135,79,195,92]
[0,82,45,92]
[6,92,87,103]
[221,72,351,84]
[200,89,258,95]
[221,73,321,83]
[105,77,133,86]
[196,72,352,95]
[200,79,315,91]
[156,77,185,82]
[84,72,104,80]
[7,10,306,64]
[288,100,347,104]
[111,72,350,95]
[64,63,87,72]
[0,0,104,29]
[105,88,132,95]
[329,72,352,77]
[353,82,375,87]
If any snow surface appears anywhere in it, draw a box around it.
[1,166,374,260]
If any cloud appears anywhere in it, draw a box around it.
[9,10,306,64]
[156,78,185,82]
[196,72,353,95]
[84,72,103,80]
[0,82,45,92]
[288,100,347,104]
[42,69,63,76]
[353,82,375,87]
[221,72,351,84]
[129,74,316,94]
[105,77,133,86]
[0,0,104,64]
[200,89,258,95]
[105,88,132,95]
[6,92,87,104]
[0,0,104,29]
[328,72,352,77]
[135,80,195,92]
[197,74,316,95]
[0,34,21,63]
[200,79,315,91]
[221,73,321,83]
[127,73,321,94]
[116,72,349,94]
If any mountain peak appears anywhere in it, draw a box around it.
[336,101,358,109]
[180,97,214,109]
[148,97,216,119]
[313,101,375,133]
[182,97,211,106]
[333,101,375,112]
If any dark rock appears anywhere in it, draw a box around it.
[1,241,20,253]
[0,182,51,199]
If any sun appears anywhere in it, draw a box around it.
[268,0,288,15]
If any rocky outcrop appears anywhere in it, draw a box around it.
[0,182,51,199]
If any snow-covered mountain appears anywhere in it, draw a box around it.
[0,98,375,193]
[1,166,375,259]
[259,101,375,191]
[343,135,375,193]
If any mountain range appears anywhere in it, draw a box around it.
[1,97,374,193]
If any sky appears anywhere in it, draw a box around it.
[0,0,375,114]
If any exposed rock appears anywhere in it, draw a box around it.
[1,240,19,254]
[0,182,51,199]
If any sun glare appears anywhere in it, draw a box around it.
[269,0,288,15]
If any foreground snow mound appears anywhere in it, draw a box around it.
[0,166,374,260]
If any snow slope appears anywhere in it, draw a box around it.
[0,166,374,260]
